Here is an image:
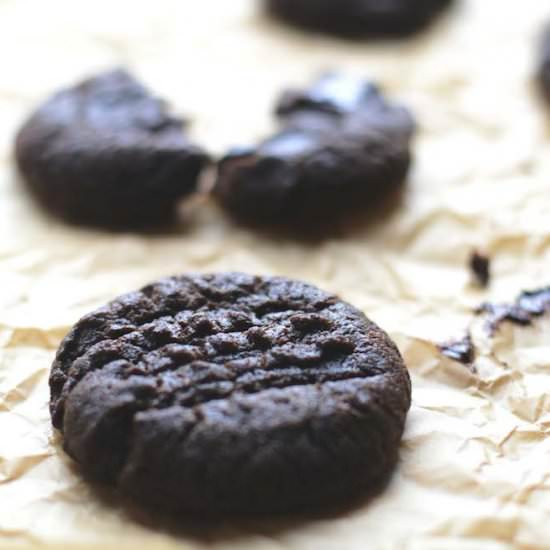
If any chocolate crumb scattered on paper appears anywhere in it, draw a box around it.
[469,250,490,288]
[439,333,475,367]
[477,287,550,333]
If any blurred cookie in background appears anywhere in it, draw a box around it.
[51,272,412,517]
[15,69,209,230]
[214,73,415,230]
[264,0,455,38]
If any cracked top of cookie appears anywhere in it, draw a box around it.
[22,69,192,148]
[223,73,415,162]
[51,272,408,429]
[276,73,413,129]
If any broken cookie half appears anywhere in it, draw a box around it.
[214,73,415,230]
[15,69,209,229]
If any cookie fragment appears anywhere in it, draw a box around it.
[50,272,411,516]
[265,0,454,38]
[439,334,475,366]
[477,287,550,333]
[15,69,209,229]
[214,74,415,228]
[537,25,550,104]
[469,251,491,288]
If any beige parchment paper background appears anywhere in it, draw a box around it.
[2,1,550,548]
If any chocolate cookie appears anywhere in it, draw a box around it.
[50,272,411,516]
[538,25,550,105]
[265,0,454,38]
[214,74,414,227]
[15,69,209,228]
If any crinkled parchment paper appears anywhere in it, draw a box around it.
[2,1,550,548]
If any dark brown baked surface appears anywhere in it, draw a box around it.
[214,73,414,228]
[15,69,209,229]
[265,0,454,38]
[50,272,411,516]
[538,26,550,104]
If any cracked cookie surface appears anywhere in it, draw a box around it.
[15,69,209,229]
[50,272,411,516]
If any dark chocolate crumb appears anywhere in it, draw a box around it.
[469,251,490,288]
[476,286,550,333]
[439,334,475,366]
[517,287,550,315]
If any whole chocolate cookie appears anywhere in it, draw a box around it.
[50,272,411,516]
[538,25,550,104]
[214,74,415,227]
[15,69,209,228]
[265,0,454,38]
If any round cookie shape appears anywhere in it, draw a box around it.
[50,272,411,517]
[214,74,415,227]
[538,25,550,105]
[15,69,209,229]
[265,0,454,38]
